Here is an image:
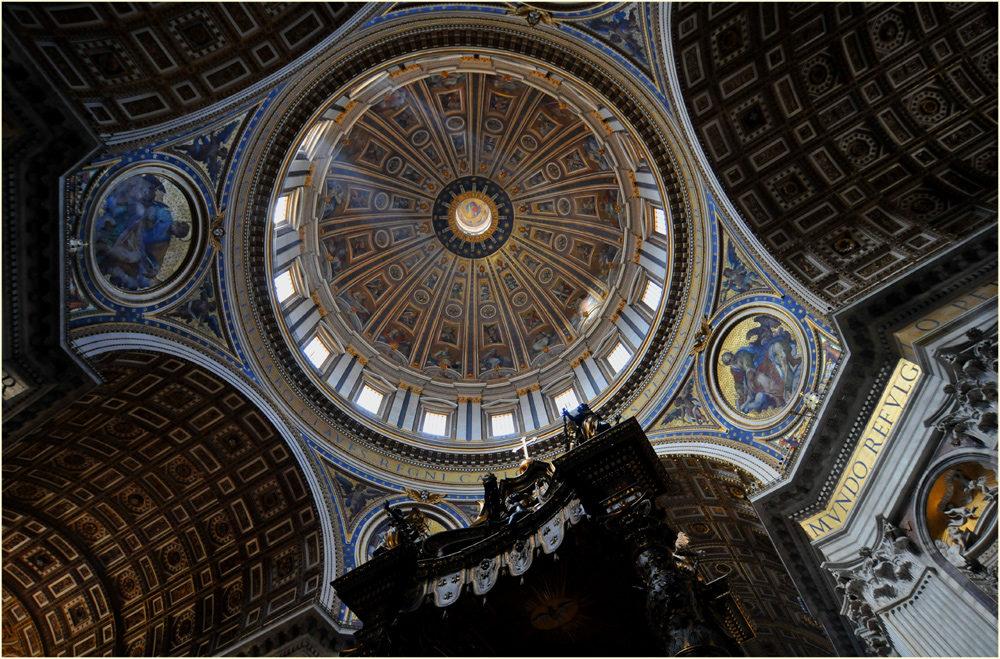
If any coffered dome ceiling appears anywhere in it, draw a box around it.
[266,53,673,449]
[315,71,624,381]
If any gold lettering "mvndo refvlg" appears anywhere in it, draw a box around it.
[799,359,922,540]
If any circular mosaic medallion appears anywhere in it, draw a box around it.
[446,304,463,318]
[480,304,497,319]
[88,166,202,299]
[386,156,403,173]
[374,192,389,211]
[433,177,513,258]
[412,130,430,146]
[710,308,807,425]
[445,116,465,131]
[520,134,538,151]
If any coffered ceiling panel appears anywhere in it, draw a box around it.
[672,2,997,307]
[2,2,366,133]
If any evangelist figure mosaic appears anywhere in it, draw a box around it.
[716,314,803,421]
[167,118,240,188]
[661,378,710,427]
[92,173,193,292]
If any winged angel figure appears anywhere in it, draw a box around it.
[173,121,239,185]
[505,4,554,27]
[405,488,446,504]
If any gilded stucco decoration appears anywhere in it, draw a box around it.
[717,231,772,306]
[925,462,997,566]
[656,456,832,656]
[164,113,251,201]
[3,1,990,656]
[246,31,692,463]
[1,352,327,656]
[2,3,372,133]
[156,261,229,348]
[55,4,846,488]
[654,372,721,432]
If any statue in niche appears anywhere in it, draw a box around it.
[933,466,997,565]
[969,474,998,501]
[942,504,980,552]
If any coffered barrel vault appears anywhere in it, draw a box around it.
[2,352,326,657]
[671,3,997,306]
[2,3,371,134]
